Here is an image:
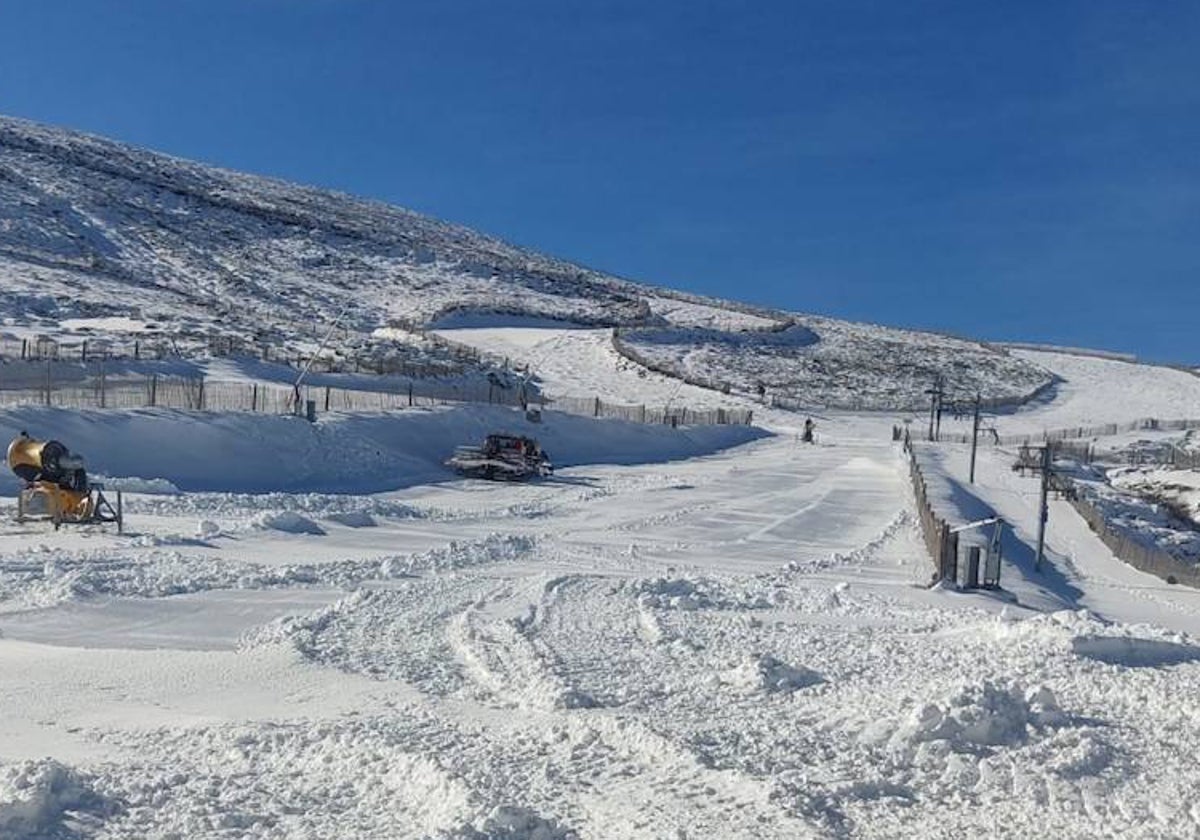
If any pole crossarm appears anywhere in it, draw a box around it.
[950,516,1002,535]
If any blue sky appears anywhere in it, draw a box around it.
[2,1,1197,362]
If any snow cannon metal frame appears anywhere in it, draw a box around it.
[7,432,123,532]
[446,433,553,481]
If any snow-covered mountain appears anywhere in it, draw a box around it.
[0,114,1051,408]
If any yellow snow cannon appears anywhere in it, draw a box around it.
[6,432,122,531]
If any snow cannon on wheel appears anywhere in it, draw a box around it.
[447,433,553,481]
[6,432,122,531]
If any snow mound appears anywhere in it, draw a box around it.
[721,654,823,694]
[454,805,579,840]
[635,578,711,611]
[250,510,326,535]
[1070,635,1200,667]
[380,533,538,577]
[0,759,116,840]
[196,519,221,539]
[889,681,1065,750]
[93,475,180,494]
[997,610,1200,668]
[324,510,377,528]
[630,576,774,612]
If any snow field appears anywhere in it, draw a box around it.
[4,417,1198,837]
[4,328,1200,835]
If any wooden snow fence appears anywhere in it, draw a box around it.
[902,435,958,583]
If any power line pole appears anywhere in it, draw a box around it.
[925,377,945,442]
[969,392,981,483]
[1035,444,1051,572]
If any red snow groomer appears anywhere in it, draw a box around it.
[447,433,553,480]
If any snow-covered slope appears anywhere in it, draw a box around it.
[0,114,1051,410]
[618,317,1052,410]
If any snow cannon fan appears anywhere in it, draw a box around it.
[6,431,122,531]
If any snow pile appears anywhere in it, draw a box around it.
[250,510,327,536]
[631,576,774,612]
[196,519,221,539]
[721,654,822,694]
[380,533,539,577]
[887,681,1065,750]
[325,510,377,527]
[0,759,115,840]
[92,475,180,494]
[634,578,713,611]
[453,805,578,840]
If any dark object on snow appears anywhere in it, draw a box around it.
[447,433,553,480]
[803,418,815,444]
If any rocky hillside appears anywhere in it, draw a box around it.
[0,114,1052,408]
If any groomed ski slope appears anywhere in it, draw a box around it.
[3,340,1200,838]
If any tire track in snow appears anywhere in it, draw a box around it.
[443,574,822,837]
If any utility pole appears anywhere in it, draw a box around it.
[969,392,981,483]
[1035,444,1051,572]
[925,377,945,442]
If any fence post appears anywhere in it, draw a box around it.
[149,375,157,407]
[251,383,258,412]
[324,386,331,412]
[640,404,646,424]
[594,397,601,417]
[408,383,414,407]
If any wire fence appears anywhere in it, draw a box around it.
[0,375,530,414]
[0,323,754,427]
[938,417,1200,449]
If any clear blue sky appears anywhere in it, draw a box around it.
[2,1,1197,362]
